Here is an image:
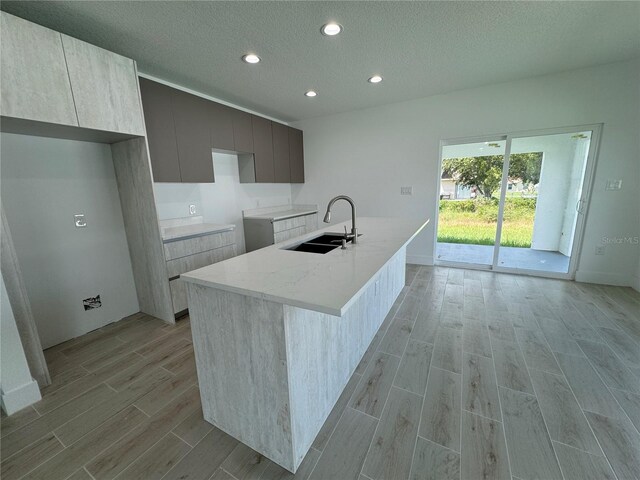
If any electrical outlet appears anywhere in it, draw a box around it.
[74,214,87,228]
[401,186,413,196]
[605,179,622,191]
[595,245,606,255]
[189,204,197,215]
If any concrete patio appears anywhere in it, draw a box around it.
[436,242,570,273]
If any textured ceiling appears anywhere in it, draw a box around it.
[2,1,639,122]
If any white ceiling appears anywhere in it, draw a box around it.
[2,1,639,122]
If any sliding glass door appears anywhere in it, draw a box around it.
[436,138,506,266]
[435,125,600,279]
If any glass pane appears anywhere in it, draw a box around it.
[436,140,506,265]
[497,131,592,273]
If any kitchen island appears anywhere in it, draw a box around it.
[181,217,428,472]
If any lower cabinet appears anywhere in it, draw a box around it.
[163,230,236,315]
[244,213,318,252]
[169,278,189,314]
[166,245,236,279]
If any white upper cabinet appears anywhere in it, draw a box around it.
[61,34,145,136]
[0,12,145,137]
[0,12,78,126]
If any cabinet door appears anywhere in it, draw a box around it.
[139,78,181,182]
[0,12,77,126]
[252,116,275,183]
[169,279,188,314]
[232,109,254,153]
[210,102,235,151]
[61,34,145,135]
[172,90,214,183]
[289,127,305,183]
[272,122,291,183]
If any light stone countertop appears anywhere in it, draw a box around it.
[242,205,318,222]
[160,222,235,243]
[181,216,429,316]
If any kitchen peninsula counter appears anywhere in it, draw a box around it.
[182,217,428,315]
[181,216,429,472]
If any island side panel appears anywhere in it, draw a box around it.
[186,283,295,470]
[283,248,406,465]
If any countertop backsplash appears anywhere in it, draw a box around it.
[153,152,294,253]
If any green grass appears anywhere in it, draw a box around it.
[437,198,536,248]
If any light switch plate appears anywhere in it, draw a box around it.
[189,204,197,215]
[74,214,87,228]
[401,186,413,196]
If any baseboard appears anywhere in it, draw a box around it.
[407,254,434,266]
[575,270,631,287]
[1,378,41,415]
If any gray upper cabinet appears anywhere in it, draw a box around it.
[0,12,78,126]
[272,122,291,183]
[139,78,305,184]
[139,78,181,183]
[172,90,214,183]
[210,102,235,151]
[232,110,254,153]
[61,34,145,136]
[252,116,275,183]
[289,127,305,183]
[139,78,214,183]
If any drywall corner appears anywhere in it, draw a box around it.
[407,254,434,266]
[1,276,42,414]
[1,379,41,415]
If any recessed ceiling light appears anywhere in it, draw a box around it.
[321,23,342,36]
[242,54,261,64]
[368,75,383,84]
[305,90,317,98]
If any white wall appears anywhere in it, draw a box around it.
[529,134,579,252]
[1,133,140,348]
[292,59,640,286]
[154,153,293,253]
[1,276,41,414]
[558,137,589,256]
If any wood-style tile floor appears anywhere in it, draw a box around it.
[2,265,640,480]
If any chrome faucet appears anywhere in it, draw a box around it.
[323,195,357,244]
